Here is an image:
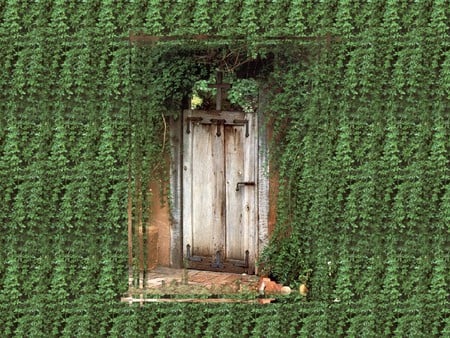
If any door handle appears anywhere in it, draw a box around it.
[236,181,255,191]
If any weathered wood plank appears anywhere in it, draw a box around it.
[257,111,270,275]
[127,175,133,286]
[192,123,224,256]
[182,110,194,260]
[184,111,226,260]
[121,296,275,304]
[182,110,259,273]
[169,115,183,268]
[244,112,257,274]
[225,124,245,260]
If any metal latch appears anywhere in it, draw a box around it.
[236,181,255,191]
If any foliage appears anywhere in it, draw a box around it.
[191,75,259,112]
[0,1,448,336]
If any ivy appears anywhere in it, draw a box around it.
[0,1,448,336]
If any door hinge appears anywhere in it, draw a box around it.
[234,250,250,268]
[185,117,203,134]
[210,119,226,137]
[186,244,202,262]
[232,119,249,137]
[211,251,224,268]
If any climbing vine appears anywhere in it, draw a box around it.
[0,1,448,336]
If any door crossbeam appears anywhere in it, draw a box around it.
[185,117,250,137]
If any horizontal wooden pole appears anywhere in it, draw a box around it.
[121,296,275,304]
[128,32,340,44]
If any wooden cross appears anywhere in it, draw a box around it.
[208,71,231,111]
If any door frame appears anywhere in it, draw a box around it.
[168,109,270,275]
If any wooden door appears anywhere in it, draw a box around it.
[183,110,257,273]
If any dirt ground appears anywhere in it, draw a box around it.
[123,267,276,303]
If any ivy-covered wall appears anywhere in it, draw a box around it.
[0,1,448,336]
